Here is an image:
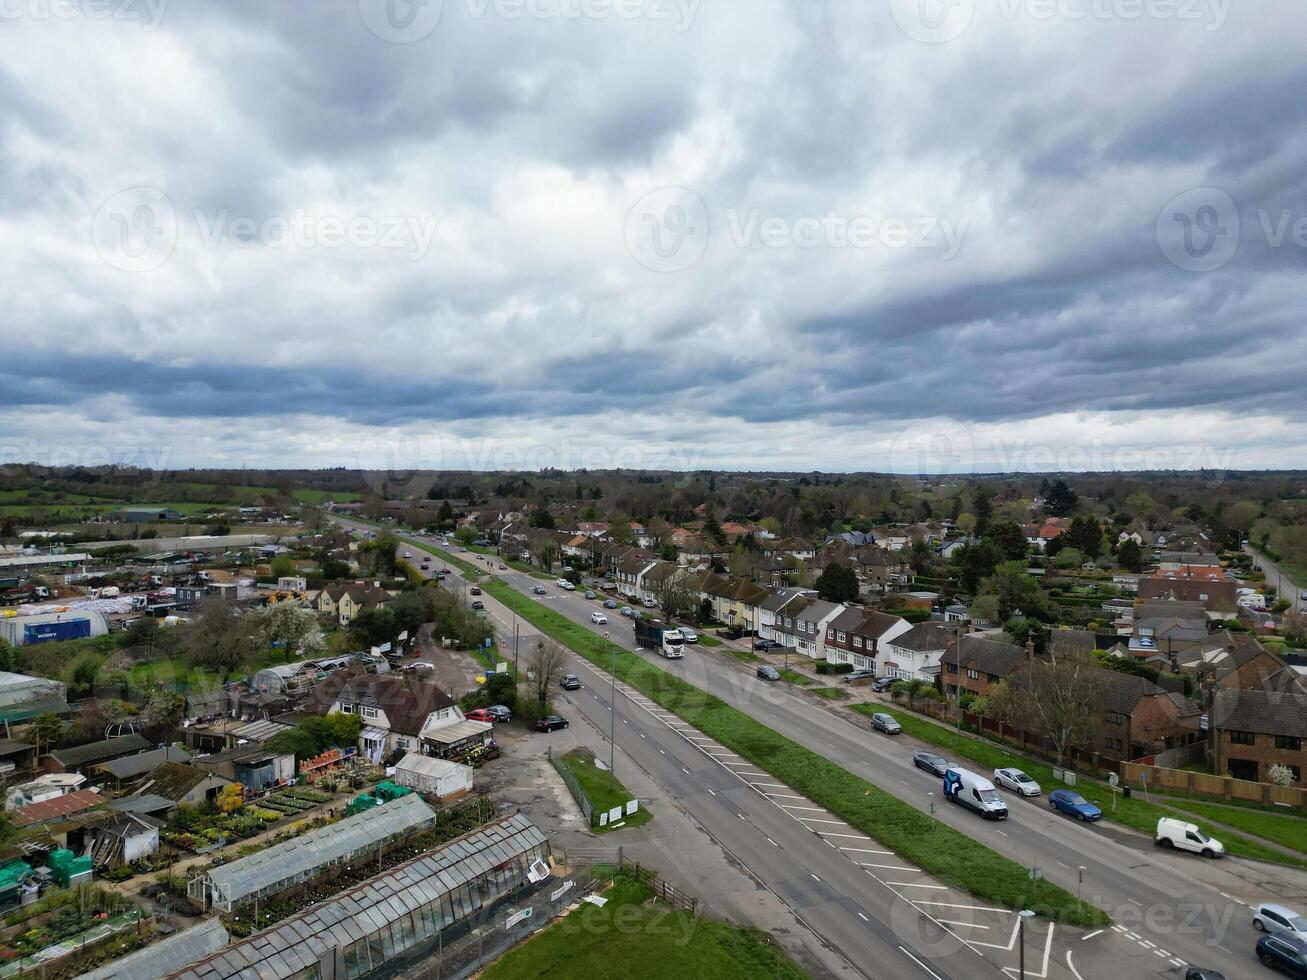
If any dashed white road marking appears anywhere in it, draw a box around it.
[888,882,948,890]
[1081,930,1104,941]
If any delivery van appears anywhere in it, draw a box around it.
[943,767,1008,820]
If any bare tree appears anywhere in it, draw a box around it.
[652,568,699,621]
[524,639,568,710]
[992,652,1105,767]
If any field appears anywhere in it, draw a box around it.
[481,872,806,980]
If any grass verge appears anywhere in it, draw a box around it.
[403,537,1108,926]
[555,748,653,833]
[853,705,1305,868]
[695,636,723,648]
[777,669,813,686]
[808,687,848,701]
[1162,799,1307,857]
[482,871,806,980]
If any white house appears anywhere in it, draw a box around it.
[879,622,954,682]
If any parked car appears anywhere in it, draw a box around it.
[471,600,484,610]
[1255,904,1307,942]
[753,638,781,651]
[756,664,781,681]
[486,705,512,723]
[536,715,570,732]
[465,708,495,723]
[533,585,548,595]
[441,567,451,574]
[641,597,655,607]
[913,751,950,776]
[620,606,633,617]
[604,599,618,609]
[1256,935,1307,977]
[1183,969,1225,980]
[680,628,699,643]
[993,767,1042,797]
[585,590,596,599]
[944,767,1008,820]
[870,712,901,735]
[498,564,508,570]
[560,674,581,690]
[871,676,895,693]
[470,587,482,595]
[1048,789,1102,822]
[591,612,608,624]
[404,552,412,558]
[1156,817,1223,857]
[843,669,877,684]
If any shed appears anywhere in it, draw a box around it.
[392,753,474,800]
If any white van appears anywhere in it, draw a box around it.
[1155,817,1224,857]
[943,767,1008,820]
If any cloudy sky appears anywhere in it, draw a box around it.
[2,0,1305,475]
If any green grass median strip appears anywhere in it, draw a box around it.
[854,705,1305,868]
[808,687,848,700]
[1163,799,1307,857]
[403,537,1108,926]
[556,748,653,833]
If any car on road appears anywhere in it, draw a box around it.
[1048,789,1101,822]
[498,564,508,570]
[404,552,412,558]
[1256,934,1307,977]
[604,599,618,609]
[913,751,950,776]
[843,669,877,684]
[1182,968,1226,980]
[619,606,633,617]
[585,590,596,599]
[470,587,481,595]
[535,715,570,732]
[1156,817,1224,857]
[944,767,1009,820]
[560,674,581,690]
[1255,904,1307,942]
[533,586,548,595]
[871,676,895,692]
[753,638,781,651]
[679,628,698,643]
[471,600,484,610]
[870,712,902,735]
[641,597,655,607]
[556,578,571,588]
[993,767,1042,797]
[465,708,495,723]
[486,705,512,723]
[561,581,577,591]
[756,664,781,681]
[591,612,608,624]
[441,568,451,574]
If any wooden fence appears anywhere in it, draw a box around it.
[620,859,698,916]
[1121,761,1306,811]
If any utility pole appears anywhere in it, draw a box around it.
[1017,909,1035,979]
[606,631,616,790]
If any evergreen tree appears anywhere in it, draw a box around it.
[814,562,860,603]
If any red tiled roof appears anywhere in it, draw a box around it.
[13,789,105,826]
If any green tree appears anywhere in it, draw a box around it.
[349,605,398,649]
[973,486,995,537]
[1043,479,1078,517]
[978,560,1047,622]
[29,713,63,758]
[1065,516,1103,558]
[530,509,555,529]
[815,562,860,603]
[454,526,477,546]
[328,711,362,747]
[264,727,319,761]
[987,520,1028,561]
[184,600,257,676]
[1117,538,1143,573]
[703,511,725,546]
[269,554,297,580]
[608,518,634,545]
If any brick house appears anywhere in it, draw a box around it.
[824,608,912,672]
[941,635,1025,700]
[1205,636,1306,695]
[1138,573,1237,613]
[1209,689,1307,785]
[1096,672,1201,763]
[311,582,393,627]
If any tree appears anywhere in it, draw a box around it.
[264,727,319,761]
[350,605,398,649]
[730,543,760,583]
[703,511,725,547]
[524,639,568,710]
[1065,516,1104,558]
[1224,500,1261,533]
[1268,763,1295,789]
[249,603,324,663]
[1053,546,1085,569]
[1117,538,1143,573]
[29,713,63,758]
[973,486,994,537]
[993,651,1105,767]
[437,500,456,525]
[454,526,477,546]
[987,520,1028,561]
[530,509,556,529]
[328,711,362,748]
[815,562,860,603]
[608,518,634,546]
[302,504,326,531]
[358,533,400,576]
[320,556,350,580]
[652,569,699,621]
[183,599,257,676]
[977,560,1046,622]
[269,554,297,580]
[957,540,998,594]
[1044,479,1078,517]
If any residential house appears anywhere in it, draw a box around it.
[809,541,909,596]
[757,588,814,643]
[1096,672,1202,763]
[676,536,729,567]
[311,582,393,627]
[699,574,772,632]
[1130,616,1210,662]
[870,526,911,551]
[761,537,816,561]
[790,599,842,660]
[1210,689,1307,785]
[615,553,659,600]
[824,608,912,671]
[1138,570,1237,613]
[879,622,954,683]
[638,561,681,607]
[941,635,1027,701]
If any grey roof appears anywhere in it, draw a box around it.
[760,588,813,612]
[201,794,439,906]
[1134,617,1208,642]
[1212,689,1307,738]
[81,919,230,980]
[108,794,174,816]
[794,598,840,626]
[96,745,191,781]
[171,813,547,980]
[953,635,1025,676]
[49,733,152,769]
[889,622,952,652]
[0,739,33,756]
[232,718,295,742]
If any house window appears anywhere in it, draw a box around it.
[396,737,410,750]
[836,631,846,642]
[945,662,958,674]
[1275,735,1303,751]
[965,668,979,680]
[1104,736,1124,751]
[341,703,355,714]
[826,628,834,640]
[362,706,379,720]
[1105,711,1126,726]
[1288,766,1303,783]
[987,674,1000,684]
[853,636,863,648]
[1229,730,1256,746]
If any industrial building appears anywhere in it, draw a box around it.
[187,793,439,912]
[0,609,108,647]
[170,812,550,980]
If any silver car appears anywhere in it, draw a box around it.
[1255,902,1307,942]
[993,767,1042,797]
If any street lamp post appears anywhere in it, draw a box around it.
[927,792,935,832]
[1077,865,1086,916]
[605,631,616,789]
[954,622,964,734]
[1017,909,1035,979]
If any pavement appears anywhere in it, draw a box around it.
[342,519,1307,979]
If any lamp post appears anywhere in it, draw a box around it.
[927,791,936,832]
[1077,865,1086,916]
[1017,909,1035,979]
[954,622,965,734]
[605,631,616,789]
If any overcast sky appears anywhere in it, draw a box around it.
[2,0,1305,475]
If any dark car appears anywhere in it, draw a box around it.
[913,751,950,776]
[871,676,896,693]
[1184,968,1226,980]
[844,669,877,684]
[486,705,512,723]
[1048,789,1102,822]
[536,715,570,732]
[756,665,781,681]
[470,587,482,595]
[471,600,484,610]
[1257,935,1307,977]
[603,599,618,609]
[533,585,548,595]
[753,638,780,651]
[584,590,597,599]
[560,674,581,690]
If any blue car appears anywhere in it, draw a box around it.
[1257,934,1307,977]
[604,599,618,609]
[1047,789,1102,822]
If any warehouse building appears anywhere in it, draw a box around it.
[0,610,108,647]
[169,812,550,980]
[187,793,439,912]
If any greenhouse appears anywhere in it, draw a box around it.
[169,812,551,980]
[188,793,438,912]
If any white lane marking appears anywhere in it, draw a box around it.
[1139,940,1155,949]
[898,946,945,980]
[750,782,788,789]
[858,912,869,922]
[766,837,778,847]
[841,847,893,855]
[888,883,948,890]
[996,830,1009,837]
[1153,949,1168,958]
[915,901,1010,913]
[796,818,846,825]
[1110,925,1126,933]
[781,805,827,812]
[1065,950,1085,980]
[707,789,716,797]
[681,767,691,774]
[766,793,806,800]
[937,920,989,930]
[861,863,921,872]
[825,833,875,841]
[1170,958,1186,968]
[1081,930,1103,941]
[737,813,746,820]
[810,873,821,882]
[640,733,646,739]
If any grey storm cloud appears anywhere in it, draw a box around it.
[0,0,1305,469]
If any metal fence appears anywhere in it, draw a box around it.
[547,747,595,826]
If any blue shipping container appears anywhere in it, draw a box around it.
[24,620,92,644]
